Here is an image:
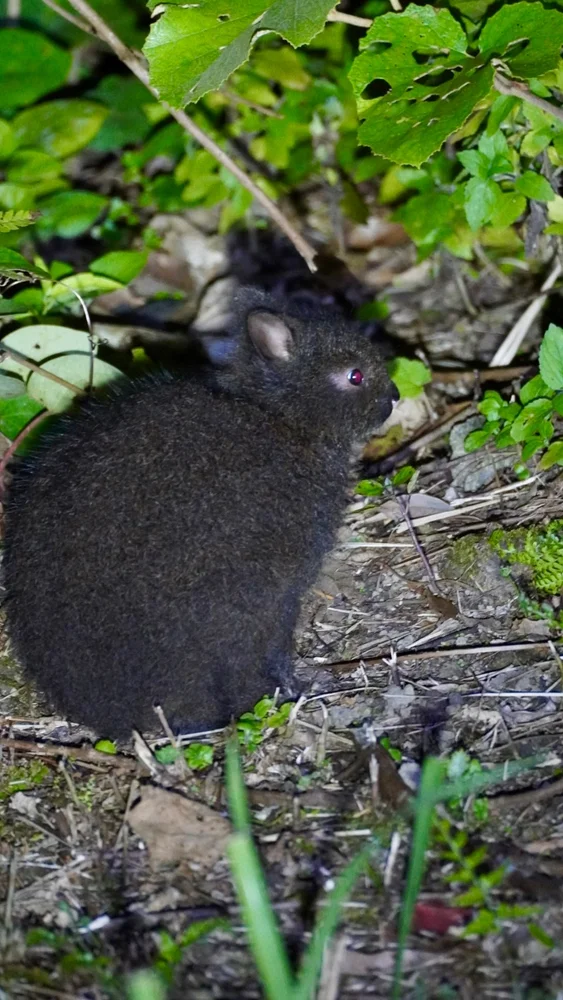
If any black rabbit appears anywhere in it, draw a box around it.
[3,289,397,739]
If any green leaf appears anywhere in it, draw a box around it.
[521,436,544,462]
[519,374,552,404]
[510,398,554,443]
[457,150,489,179]
[95,739,117,755]
[0,248,50,279]
[37,191,108,238]
[514,172,555,202]
[7,150,62,184]
[0,28,71,112]
[350,7,490,168]
[355,479,384,496]
[90,250,149,285]
[464,177,499,230]
[185,743,214,770]
[252,45,311,89]
[388,357,431,398]
[27,356,123,413]
[0,394,44,439]
[0,373,26,399]
[127,969,167,1000]
[0,210,36,234]
[478,390,503,420]
[154,744,180,764]
[145,0,335,108]
[392,465,415,487]
[464,423,497,452]
[486,95,517,134]
[0,183,36,212]
[539,441,563,469]
[12,100,108,159]
[0,326,95,380]
[488,191,526,228]
[349,3,563,167]
[539,324,563,390]
[88,76,156,152]
[0,120,17,161]
[478,4,563,79]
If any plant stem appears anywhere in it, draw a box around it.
[51,0,318,271]
[494,71,563,125]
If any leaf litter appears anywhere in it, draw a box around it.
[0,211,562,998]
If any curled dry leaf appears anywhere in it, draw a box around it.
[128,784,231,869]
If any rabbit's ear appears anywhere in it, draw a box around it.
[247,310,294,361]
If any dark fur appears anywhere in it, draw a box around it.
[3,289,396,739]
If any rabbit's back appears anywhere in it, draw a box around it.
[4,374,348,737]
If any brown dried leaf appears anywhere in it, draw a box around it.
[129,785,231,869]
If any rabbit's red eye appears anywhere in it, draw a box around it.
[347,368,364,386]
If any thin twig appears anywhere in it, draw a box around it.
[324,640,557,674]
[490,260,563,366]
[327,9,373,28]
[395,493,441,593]
[4,851,17,930]
[0,346,86,395]
[494,71,563,125]
[40,0,93,33]
[54,0,318,271]
[0,737,138,771]
[222,88,283,119]
[489,775,563,811]
[0,410,50,498]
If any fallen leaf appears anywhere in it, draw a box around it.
[128,784,231,869]
[413,901,472,935]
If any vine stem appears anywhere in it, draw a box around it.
[0,410,50,498]
[50,0,319,272]
[494,70,563,125]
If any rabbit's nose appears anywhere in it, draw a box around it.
[390,381,400,406]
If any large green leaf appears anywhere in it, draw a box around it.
[88,76,156,151]
[0,28,71,112]
[89,250,149,284]
[36,191,108,238]
[12,100,107,159]
[349,2,563,166]
[0,120,17,161]
[539,324,563,391]
[0,249,50,279]
[144,0,335,107]
[0,395,44,440]
[27,355,123,412]
[0,325,93,380]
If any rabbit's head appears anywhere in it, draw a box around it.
[215,289,398,441]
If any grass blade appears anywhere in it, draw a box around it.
[226,737,295,1000]
[228,832,296,1000]
[392,757,445,1000]
[294,840,376,1000]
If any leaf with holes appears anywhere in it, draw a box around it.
[144,0,335,108]
[348,2,563,166]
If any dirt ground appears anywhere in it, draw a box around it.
[1,196,562,999]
